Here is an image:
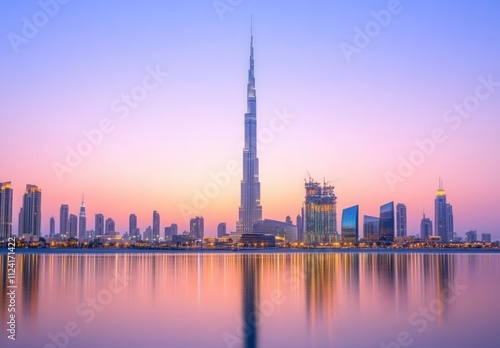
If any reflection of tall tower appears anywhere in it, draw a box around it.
[435,179,448,242]
[78,195,86,239]
[237,21,263,234]
[242,255,260,348]
[0,182,13,239]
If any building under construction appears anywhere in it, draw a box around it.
[303,177,338,244]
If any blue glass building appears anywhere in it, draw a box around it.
[379,202,395,243]
[341,205,359,244]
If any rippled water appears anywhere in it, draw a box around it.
[1,250,499,348]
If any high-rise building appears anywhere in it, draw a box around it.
[304,178,338,244]
[49,216,55,237]
[60,204,69,237]
[465,230,477,243]
[190,216,204,240]
[363,215,379,243]
[420,213,433,240]
[435,179,449,242]
[143,226,152,241]
[18,208,23,235]
[95,214,104,236]
[396,203,407,237]
[78,196,86,240]
[237,25,262,234]
[0,182,13,239]
[217,223,227,238]
[20,184,42,236]
[129,214,138,239]
[296,212,303,242]
[153,210,160,242]
[481,233,491,242]
[164,223,178,240]
[341,205,359,244]
[379,202,395,243]
[105,218,115,235]
[446,203,454,242]
[68,214,78,238]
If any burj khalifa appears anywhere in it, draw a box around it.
[236,23,262,234]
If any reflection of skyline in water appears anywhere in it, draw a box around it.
[1,252,498,348]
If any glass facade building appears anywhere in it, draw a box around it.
[396,203,407,237]
[341,205,359,244]
[379,202,395,243]
[363,215,379,243]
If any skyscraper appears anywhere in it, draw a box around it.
[420,213,433,240]
[379,202,395,243]
[396,203,407,237]
[237,24,262,234]
[49,216,55,237]
[153,210,160,242]
[217,222,227,238]
[78,195,86,239]
[190,216,204,240]
[129,214,138,239]
[60,204,69,237]
[363,215,380,243]
[296,213,303,242]
[446,203,454,242]
[304,178,338,244]
[164,223,178,240]
[341,205,359,244]
[435,179,449,242]
[105,218,115,235]
[0,182,13,239]
[68,214,78,238]
[95,214,104,236]
[20,184,42,236]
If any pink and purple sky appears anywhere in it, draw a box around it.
[1,0,499,238]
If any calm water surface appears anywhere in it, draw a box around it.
[1,250,499,348]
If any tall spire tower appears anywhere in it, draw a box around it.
[237,19,262,234]
[78,194,86,240]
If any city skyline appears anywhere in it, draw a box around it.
[1,1,499,238]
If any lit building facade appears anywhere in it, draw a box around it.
[105,218,115,235]
[435,180,449,242]
[49,216,55,237]
[341,205,359,244]
[304,178,338,244]
[0,182,13,239]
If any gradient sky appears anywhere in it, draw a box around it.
[1,0,499,238]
